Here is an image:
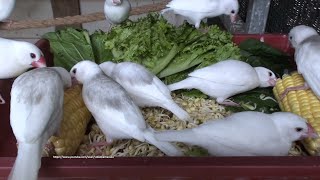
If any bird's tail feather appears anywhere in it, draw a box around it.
[8,142,42,180]
[155,129,195,145]
[144,126,184,156]
[168,78,196,91]
[162,101,191,122]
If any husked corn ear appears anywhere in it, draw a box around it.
[273,71,320,155]
[43,85,92,157]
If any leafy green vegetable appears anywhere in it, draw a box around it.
[43,28,95,71]
[90,30,113,64]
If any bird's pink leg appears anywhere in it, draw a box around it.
[0,93,5,104]
[0,19,14,28]
[218,99,241,107]
[89,138,113,148]
[280,83,309,100]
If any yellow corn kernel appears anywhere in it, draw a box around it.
[43,85,92,157]
[273,71,320,156]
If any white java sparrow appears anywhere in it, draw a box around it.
[99,61,191,122]
[162,0,239,29]
[0,0,15,22]
[168,59,277,106]
[104,0,131,24]
[8,67,72,180]
[282,25,320,99]
[0,37,46,104]
[155,111,318,156]
[70,60,183,156]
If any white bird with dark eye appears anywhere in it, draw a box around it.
[0,0,15,22]
[0,37,46,104]
[162,0,239,29]
[280,25,320,100]
[8,67,72,180]
[70,60,183,156]
[104,0,131,24]
[99,61,191,122]
[155,111,318,156]
[168,59,277,106]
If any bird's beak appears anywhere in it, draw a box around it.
[31,56,46,68]
[71,76,79,86]
[112,0,122,5]
[268,78,277,87]
[301,123,318,139]
[230,14,237,23]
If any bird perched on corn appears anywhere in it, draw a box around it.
[281,25,320,100]
[273,71,320,156]
[168,59,277,106]
[155,111,317,156]
[0,37,46,104]
[70,60,183,156]
[99,61,191,122]
[0,0,15,22]
[162,0,239,29]
[9,67,71,180]
[104,0,131,24]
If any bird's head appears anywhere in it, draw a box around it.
[70,60,102,85]
[222,0,239,23]
[270,112,318,142]
[16,42,46,69]
[99,61,116,77]
[289,25,318,48]
[254,67,277,87]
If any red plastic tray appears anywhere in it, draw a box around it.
[2,34,319,179]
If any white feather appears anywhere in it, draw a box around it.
[104,0,131,24]
[0,0,15,21]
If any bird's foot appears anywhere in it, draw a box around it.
[89,139,113,148]
[219,99,240,107]
[280,84,309,100]
[0,94,5,104]
[0,19,14,28]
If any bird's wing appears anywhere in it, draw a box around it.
[113,62,154,86]
[10,70,62,143]
[188,60,255,86]
[167,0,219,13]
[296,40,320,97]
[84,76,147,134]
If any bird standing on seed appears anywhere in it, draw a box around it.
[168,59,277,106]
[155,111,318,156]
[104,0,131,24]
[99,61,191,122]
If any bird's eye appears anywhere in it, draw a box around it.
[72,68,77,74]
[289,36,293,40]
[231,10,235,14]
[268,72,273,76]
[30,53,36,59]
[295,127,303,132]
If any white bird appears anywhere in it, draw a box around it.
[8,67,72,180]
[70,60,183,156]
[281,25,320,100]
[155,111,318,156]
[168,59,277,106]
[0,37,46,104]
[162,0,239,29]
[99,61,191,122]
[104,0,131,24]
[0,0,15,22]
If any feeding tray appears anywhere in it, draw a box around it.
[2,34,320,179]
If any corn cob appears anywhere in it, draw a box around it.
[273,71,320,156]
[43,85,92,157]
